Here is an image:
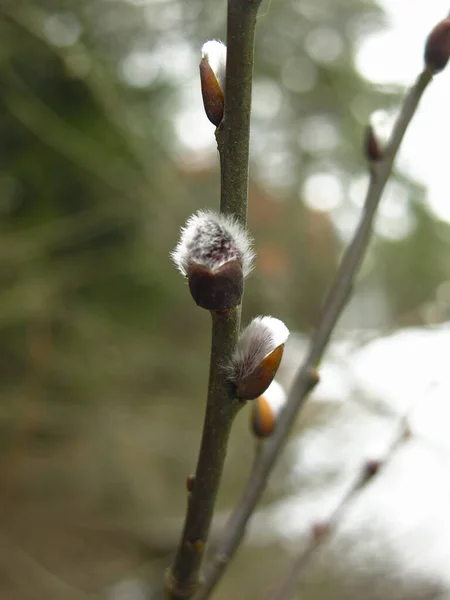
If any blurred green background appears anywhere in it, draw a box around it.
[1,0,450,598]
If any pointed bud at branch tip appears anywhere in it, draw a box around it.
[425,19,450,73]
[251,380,286,438]
[171,210,254,311]
[200,40,227,126]
[228,316,289,400]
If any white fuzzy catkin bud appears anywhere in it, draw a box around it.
[230,316,289,380]
[228,316,289,399]
[201,40,227,92]
[171,210,254,277]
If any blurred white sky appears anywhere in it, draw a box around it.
[356,0,450,222]
[259,324,450,595]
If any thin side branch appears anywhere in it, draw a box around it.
[165,1,262,598]
[269,401,417,600]
[195,67,433,600]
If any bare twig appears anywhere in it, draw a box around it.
[269,407,415,600]
[195,67,433,600]
[165,1,262,598]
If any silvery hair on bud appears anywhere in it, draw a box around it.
[171,210,254,276]
[228,316,289,381]
[201,40,227,91]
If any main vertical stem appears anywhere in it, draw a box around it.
[217,0,261,224]
[165,1,261,599]
[167,310,241,599]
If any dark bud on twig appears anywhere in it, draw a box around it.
[363,458,381,480]
[200,40,226,126]
[171,210,254,311]
[187,260,243,311]
[424,18,450,73]
[364,125,383,161]
[228,316,290,400]
[186,475,195,492]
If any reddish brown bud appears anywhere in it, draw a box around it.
[235,344,284,400]
[251,395,276,438]
[171,210,254,311]
[200,57,225,127]
[187,259,243,311]
[229,317,289,400]
[364,124,383,161]
[186,475,195,492]
[424,18,450,73]
[199,41,226,127]
[364,458,381,479]
[250,381,286,438]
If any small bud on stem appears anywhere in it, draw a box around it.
[228,316,289,400]
[424,18,450,73]
[250,380,286,438]
[200,40,227,126]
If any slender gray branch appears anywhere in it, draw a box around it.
[269,404,417,600]
[195,67,433,600]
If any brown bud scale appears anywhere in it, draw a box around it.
[364,125,383,161]
[251,395,276,438]
[199,58,225,127]
[235,344,284,400]
[186,475,195,492]
[187,259,243,311]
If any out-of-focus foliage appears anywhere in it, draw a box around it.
[1,0,450,598]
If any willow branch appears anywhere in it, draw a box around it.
[165,311,243,600]
[216,0,262,225]
[165,1,262,598]
[196,67,433,600]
